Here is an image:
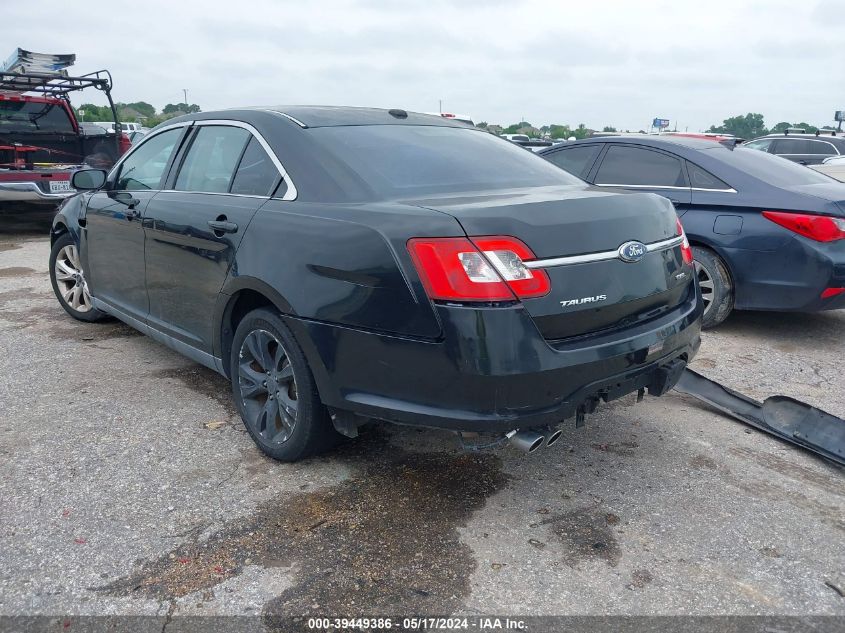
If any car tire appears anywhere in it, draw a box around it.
[230,308,340,462]
[692,246,734,329]
[49,233,109,322]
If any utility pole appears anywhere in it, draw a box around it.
[439,99,442,114]
[183,88,188,106]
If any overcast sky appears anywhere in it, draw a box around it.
[5,0,843,131]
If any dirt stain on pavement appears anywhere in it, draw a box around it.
[1,303,142,341]
[151,365,237,418]
[590,440,639,457]
[0,266,35,278]
[0,242,22,253]
[729,446,842,495]
[627,569,653,590]
[540,507,622,568]
[97,433,507,624]
[689,455,717,470]
[0,287,41,307]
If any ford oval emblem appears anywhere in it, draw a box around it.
[618,240,647,263]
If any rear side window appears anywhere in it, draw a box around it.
[772,139,811,155]
[175,126,250,193]
[230,137,280,196]
[595,145,686,187]
[544,145,600,178]
[687,162,731,190]
[114,128,182,191]
[807,141,837,156]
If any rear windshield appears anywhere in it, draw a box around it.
[0,100,75,133]
[709,146,834,186]
[309,125,584,196]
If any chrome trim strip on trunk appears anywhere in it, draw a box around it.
[525,235,684,269]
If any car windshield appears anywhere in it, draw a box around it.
[0,99,75,133]
[709,146,834,186]
[309,125,584,196]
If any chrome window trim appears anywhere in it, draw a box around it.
[525,235,684,270]
[191,119,297,200]
[596,183,736,193]
[157,189,273,200]
[263,110,308,128]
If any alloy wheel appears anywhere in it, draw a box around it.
[237,329,298,445]
[694,260,714,316]
[54,244,93,313]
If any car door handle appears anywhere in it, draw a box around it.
[207,220,238,234]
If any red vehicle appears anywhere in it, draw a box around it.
[0,66,129,210]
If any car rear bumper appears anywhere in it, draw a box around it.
[287,285,703,433]
[729,238,845,312]
[0,181,75,203]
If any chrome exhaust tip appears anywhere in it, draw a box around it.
[509,429,545,454]
[544,427,563,447]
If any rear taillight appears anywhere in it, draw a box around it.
[821,287,845,300]
[762,211,845,242]
[407,236,550,302]
[676,219,693,265]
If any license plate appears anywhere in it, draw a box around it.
[49,180,72,193]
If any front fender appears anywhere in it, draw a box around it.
[50,194,86,246]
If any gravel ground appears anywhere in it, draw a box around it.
[0,234,843,623]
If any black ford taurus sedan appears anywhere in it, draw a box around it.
[50,107,702,461]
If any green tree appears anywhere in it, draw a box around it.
[571,123,591,140]
[707,113,767,139]
[118,101,156,119]
[602,126,617,132]
[163,102,201,115]
[75,103,114,121]
[476,121,488,129]
[549,124,571,139]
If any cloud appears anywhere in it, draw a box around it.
[3,0,843,131]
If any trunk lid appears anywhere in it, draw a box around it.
[413,186,693,339]
[784,183,845,216]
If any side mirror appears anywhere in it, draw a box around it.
[71,169,107,191]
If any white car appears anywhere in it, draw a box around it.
[90,121,142,133]
[810,155,845,182]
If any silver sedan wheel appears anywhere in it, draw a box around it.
[694,260,714,316]
[54,244,93,313]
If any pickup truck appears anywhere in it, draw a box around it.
[0,63,129,210]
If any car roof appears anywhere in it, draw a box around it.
[247,105,471,129]
[539,135,724,152]
[753,133,845,143]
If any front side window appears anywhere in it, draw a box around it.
[230,137,281,196]
[175,126,250,193]
[114,127,182,191]
[743,139,773,152]
[545,145,600,179]
[595,145,686,187]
